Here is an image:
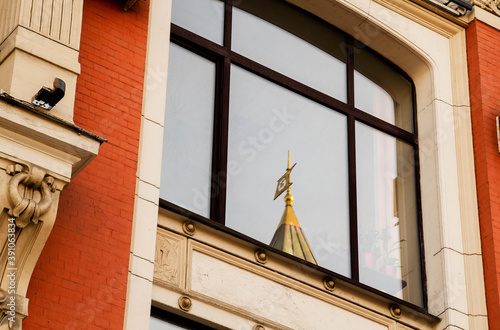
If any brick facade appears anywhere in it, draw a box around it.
[467,19,500,328]
[23,0,149,328]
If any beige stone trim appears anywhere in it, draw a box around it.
[450,29,488,327]
[153,210,437,329]
[468,5,500,29]
[0,0,84,50]
[123,0,173,328]
[0,100,100,179]
[472,0,500,20]
[0,26,80,74]
[0,26,80,122]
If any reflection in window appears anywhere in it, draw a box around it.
[356,122,422,306]
[355,46,413,132]
[226,65,350,277]
[171,0,224,44]
[232,0,346,101]
[160,43,215,218]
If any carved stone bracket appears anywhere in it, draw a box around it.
[6,163,55,228]
[0,289,27,329]
[491,0,500,15]
[475,0,500,16]
[0,159,61,328]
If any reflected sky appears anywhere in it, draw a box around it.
[171,0,224,44]
[160,43,215,218]
[232,4,346,101]
[226,65,350,276]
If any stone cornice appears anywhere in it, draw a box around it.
[474,0,500,16]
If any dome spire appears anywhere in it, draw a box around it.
[270,151,318,265]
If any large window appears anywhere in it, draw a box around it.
[160,0,425,308]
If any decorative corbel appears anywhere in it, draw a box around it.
[0,160,61,329]
[491,0,500,16]
[474,0,500,15]
[6,163,55,228]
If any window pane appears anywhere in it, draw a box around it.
[171,0,224,45]
[232,0,346,101]
[150,316,188,330]
[226,65,350,277]
[354,46,413,132]
[356,122,422,306]
[160,43,215,218]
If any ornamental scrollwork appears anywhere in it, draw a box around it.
[475,0,500,16]
[6,163,55,228]
[491,0,500,15]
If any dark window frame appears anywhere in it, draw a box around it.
[151,306,217,329]
[160,0,428,313]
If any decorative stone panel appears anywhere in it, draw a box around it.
[154,228,186,289]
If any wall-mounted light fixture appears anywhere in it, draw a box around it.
[31,78,65,110]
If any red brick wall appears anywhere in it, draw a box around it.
[24,0,149,328]
[467,20,500,327]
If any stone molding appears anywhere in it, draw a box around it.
[0,0,84,123]
[0,0,83,50]
[475,0,500,16]
[153,212,439,329]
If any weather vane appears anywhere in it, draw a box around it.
[270,150,318,265]
[274,150,296,200]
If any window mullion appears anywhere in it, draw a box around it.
[346,37,359,281]
[224,0,232,49]
[347,36,355,107]
[348,114,359,281]
[210,56,231,224]
[210,0,232,224]
[412,82,428,310]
